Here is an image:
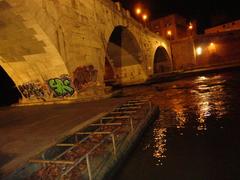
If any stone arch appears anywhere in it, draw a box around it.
[104,57,115,86]
[153,46,172,73]
[0,66,22,106]
[105,25,142,85]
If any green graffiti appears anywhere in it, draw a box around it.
[48,78,74,97]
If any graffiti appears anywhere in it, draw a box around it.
[73,65,98,90]
[48,77,74,97]
[18,81,47,99]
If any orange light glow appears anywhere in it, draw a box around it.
[167,30,172,36]
[135,8,142,15]
[196,47,203,55]
[188,22,193,30]
[208,42,216,52]
[142,14,148,21]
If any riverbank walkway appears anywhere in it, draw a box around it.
[0,96,131,178]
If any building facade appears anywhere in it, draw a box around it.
[149,14,197,40]
[205,19,240,34]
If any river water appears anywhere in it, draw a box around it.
[114,70,240,180]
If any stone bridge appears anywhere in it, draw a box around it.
[0,0,172,105]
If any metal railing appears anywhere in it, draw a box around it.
[28,97,153,180]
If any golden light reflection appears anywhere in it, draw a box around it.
[214,101,227,119]
[195,76,208,82]
[173,101,186,128]
[194,75,227,131]
[153,128,167,165]
[197,95,210,131]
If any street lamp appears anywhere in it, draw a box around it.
[142,14,148,27]
[135,8,142,15]
[134,7,143,23]
[188,22,193,36]
[167,30,172,36]
[167,30,172,40]
[196,47,202,55]
[134,4,149,26]
[188,22,193,30]
[142,14,148,21]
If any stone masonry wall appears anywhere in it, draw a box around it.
[0,0,172,104]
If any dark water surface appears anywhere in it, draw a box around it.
[114,71,240,180]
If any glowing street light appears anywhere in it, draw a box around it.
[142,14,148,21]
[135,8,142,15]
[188,22,193,30]
[167,30,172,36]
[166,30,172,40]
[208,42,216,53]
[196,47,202,55]
[210,42,214,47]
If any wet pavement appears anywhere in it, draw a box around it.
[114,70,240,180]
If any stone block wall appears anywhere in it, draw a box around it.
[194,30,240,66]
[171,37,196,70]
[0,0,172,104]
[0,0,70,103]
[171,30,240,71]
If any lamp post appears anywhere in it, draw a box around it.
[142,14,148,27]
[134,7,142,22]
[167,30,172,40]
[166,30,174,70]
[188,22,193,36]
[135,8,142,15]
[134,6,148,27]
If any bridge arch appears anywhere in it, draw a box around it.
[104,25,142,85]
[153,46,172,74]
[0,66,22,106]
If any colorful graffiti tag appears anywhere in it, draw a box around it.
[73,65,98,90]
[18,67,98,101]
[48,77,74,97]
[18,81,47,99]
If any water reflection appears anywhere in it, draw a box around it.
[194,75,227,126]
[115,71,240,180]
[153,127,167,166]
[171,99,186,128]
[195,76,211,131]
[152,74,229,162]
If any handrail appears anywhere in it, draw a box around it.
[60,126,123,179]
[28,97,151,180]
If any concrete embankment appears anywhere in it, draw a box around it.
[4,98,159,180]
[147,62,240,84]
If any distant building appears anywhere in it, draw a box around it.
[149,14,197,40]
[205,19,240,34]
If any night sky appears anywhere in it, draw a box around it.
[113,0,240,33]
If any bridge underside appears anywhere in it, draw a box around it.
[0,0,171,106]
[153,47,172,74]
[105,26,146,86]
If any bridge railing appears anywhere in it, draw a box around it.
[98,0,143,29]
